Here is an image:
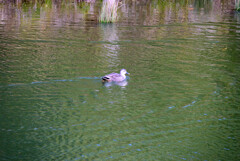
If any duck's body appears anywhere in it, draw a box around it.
[102,69,129,82]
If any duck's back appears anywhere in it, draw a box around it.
[106,72,119,77]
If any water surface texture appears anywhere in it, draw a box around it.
[0,1,240,160]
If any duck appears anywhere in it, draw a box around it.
[102,69,130,82]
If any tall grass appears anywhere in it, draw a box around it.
[99,0,119,23]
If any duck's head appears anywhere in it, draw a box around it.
[120,69,130,75]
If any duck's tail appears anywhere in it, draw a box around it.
[101,76,110,82]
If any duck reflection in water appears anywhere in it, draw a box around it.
[103,80,128,87]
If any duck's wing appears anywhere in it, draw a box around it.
[102,72,119,81]
[109,73,125,81]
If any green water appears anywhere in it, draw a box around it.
[0,1,240,160]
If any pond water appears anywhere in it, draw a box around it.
[0,1,240,160]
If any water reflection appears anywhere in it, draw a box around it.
[101,23,120,68]
[102,80,128,88]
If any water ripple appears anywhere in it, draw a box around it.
[0,77,101,88]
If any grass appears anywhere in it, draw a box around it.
[99,0,119,23]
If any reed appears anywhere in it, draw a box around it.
[99,0,119,23]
